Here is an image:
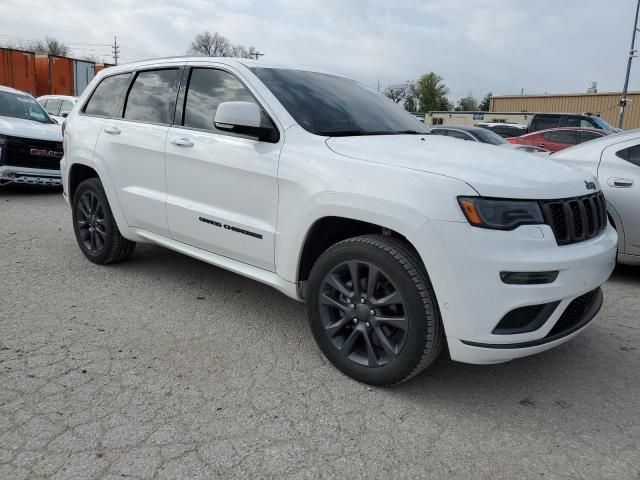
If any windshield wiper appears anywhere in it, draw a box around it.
[393,130,428,135]
[318,130,367,137]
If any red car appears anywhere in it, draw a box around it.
[506,127,608,152]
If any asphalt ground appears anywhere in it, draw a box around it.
[0,186,638,479]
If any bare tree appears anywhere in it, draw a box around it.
[30,37,70,56]
[456,95,478,111]
[383,83,410,103]
[229,44,260,59]
[188,31,231,56]
[187,31,261,59]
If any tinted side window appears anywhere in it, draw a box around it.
[183,68,259,132]
[547,131,577,144]
[124,69,179,124]
[616,145,640,168]
[567,117,597,128]
[84,73,132,117]
[431,128,446,136]
[45,98,62,115]
[578,131,602,143]
[532,116,559,131]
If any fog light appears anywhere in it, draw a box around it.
[500,271,559,285]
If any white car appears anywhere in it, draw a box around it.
[0,85,64,186]
[61,58,617,385]
[37,95,78,124]
[552,130,640,265]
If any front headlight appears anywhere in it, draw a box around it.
[458,197,544,230]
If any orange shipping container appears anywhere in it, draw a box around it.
[35,55,74,96]
[0,48,37,95]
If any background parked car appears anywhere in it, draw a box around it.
[527,113,620,134]
[507,127,607,152]
[36,95,78,124]
[476,122,528,138]
[431,125,507,145]
[0,85,63,186]
[552,130,640,265]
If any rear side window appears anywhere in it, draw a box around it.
[124,69,180,124]
[578,131,602,143]
[543,130,577,144]
[45,98,62,115]
[532,116,559,131]
[616,145,640,168]
[84,73,132,117]
[183,68,259,132]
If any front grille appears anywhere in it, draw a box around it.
[541,192,607,246]
[546,289,599,338]
[1,136,63,171]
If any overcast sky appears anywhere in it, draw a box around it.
[1,0,639,101]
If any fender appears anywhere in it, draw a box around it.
[276,191,430,284]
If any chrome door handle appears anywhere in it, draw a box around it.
[609,177,634,188]
[171,138,194,147]
[103,126,121,135]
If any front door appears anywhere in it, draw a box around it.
[599,140,640,256]
[165,66,281,271]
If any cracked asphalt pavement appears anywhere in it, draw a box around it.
[0,187,639,480]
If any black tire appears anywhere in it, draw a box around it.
[306,234,444,386]
[72,178,135,264]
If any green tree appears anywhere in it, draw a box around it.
[414,73,450,112]
[478,92,492,111]
[403,95,417,112]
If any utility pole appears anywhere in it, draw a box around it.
[112,36,120,65]
[618,0,640,129]
[377,79,380,93]
[253,51,264,60]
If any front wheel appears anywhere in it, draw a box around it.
[72,178,135,264]
[306,235,443,386]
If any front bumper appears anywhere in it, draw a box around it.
[0,165,61,186]
[409,220,617,365]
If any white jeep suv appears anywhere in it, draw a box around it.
[61,58,617,385]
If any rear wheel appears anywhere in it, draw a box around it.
[306,235,443,386]
[72,178,135,264]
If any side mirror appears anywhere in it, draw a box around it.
[214,101,277,142]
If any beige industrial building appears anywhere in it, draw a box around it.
[425,90,640,129]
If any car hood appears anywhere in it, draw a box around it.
[0,116,62,142]
[326,134,598,199]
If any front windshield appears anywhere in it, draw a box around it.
[0,91,52,124]
[591,116,618,132]
[251,67,431,137]
[472,128,507,145]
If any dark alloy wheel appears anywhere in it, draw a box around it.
[318,260,408,368]
[307,235,444,386]
[76,190,107,254]
[72,178,136,264]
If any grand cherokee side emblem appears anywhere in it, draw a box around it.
[584,180,596,191]
[30,148,63,159]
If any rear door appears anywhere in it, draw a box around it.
[164,65,281,270]
[599,141,640,256]
[97,67,182,236]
